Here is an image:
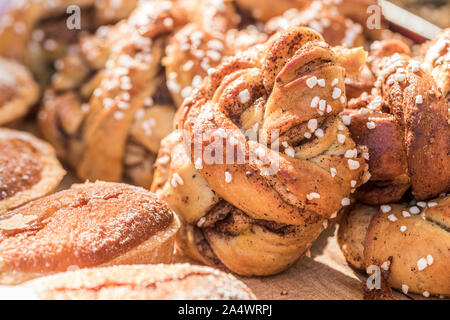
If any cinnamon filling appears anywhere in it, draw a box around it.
[193,200,302,267]
[280,116,328,150]
[0,139,42,200]
[193,227,224,268]
[198,200,298,236]
[425,216,450,233]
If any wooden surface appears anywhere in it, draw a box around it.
[239,226,408,300]
[57,175,432,300]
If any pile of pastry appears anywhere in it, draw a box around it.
[0,0,448,300]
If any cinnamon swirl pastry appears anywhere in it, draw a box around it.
[0,0,139,86]
[0,1,93,85]
[342,39,449,204]
[0,182,180,285]
[3,264,255,300]
[38,0,187,187]
[152,27,369,276]
[338,195,450,297]
[0,128,65,215]
[38,0,257,188]
[0,57,39,126]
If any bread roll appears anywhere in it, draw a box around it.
[0,128,65,215]
[0,182,180,285]
[0,264,255,300]
[152,27,369,276]
[338,195,450,297]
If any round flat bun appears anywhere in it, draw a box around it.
[4,264,256,300]
[0,128,65,215]
[0,182,180,285]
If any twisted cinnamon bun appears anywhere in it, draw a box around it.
[152,27,369,276]
[38,0,187,187]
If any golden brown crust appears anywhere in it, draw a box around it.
[346,104,399,167]
[163,24,234,107]
[0,1,137,67]
[369,40,449,200]
[342,107,410,204]
[0,57,39,126]
[152,27,369,276]
[162,0,266,106]
[73,1,185,185]
[0,182,179,285]
[235,0,384,39]
[0,1,103,88]
[39,90,86,163]
[344,39,449,204]
[0,129,65,215]
[183,0,240,34]
[344,64,375,99]
[77,38,165,183]
[15,264,256,300]
[338,196,450,297]
[365,196,450,296]
[39,0,248,188]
